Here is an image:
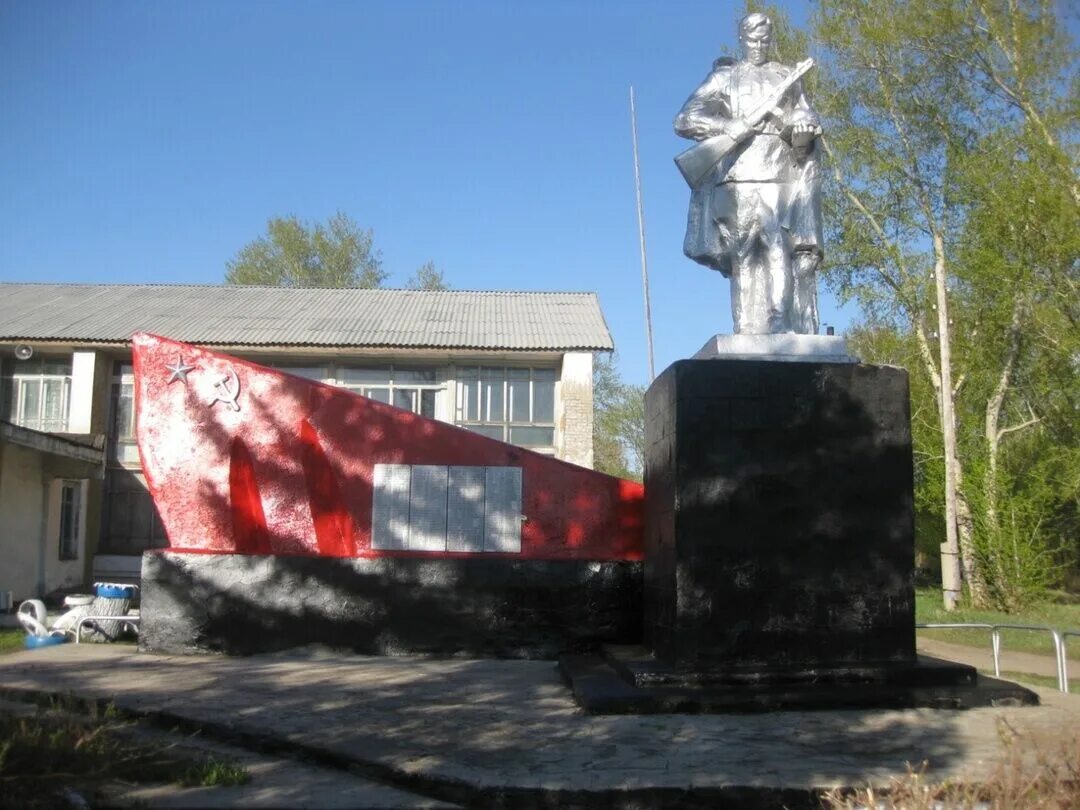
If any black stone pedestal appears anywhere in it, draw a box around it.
[644,360,918,671]
[560,359,1038,712]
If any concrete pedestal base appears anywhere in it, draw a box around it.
[140,551,642,658]
[643,359,918,672]
[558,358,1038,713]
[559,647,1039,713]
[693,333,856,363]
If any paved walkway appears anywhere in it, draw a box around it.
[917,636,1068,681]
[0,696,454,808]
[1,645,1078,806]
[103,725,458,808]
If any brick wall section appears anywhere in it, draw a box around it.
[556,352,594,469]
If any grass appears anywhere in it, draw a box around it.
[915,587,1080,660]
[180,756,251,787]
[0,696,250,808]
[822,722,1080,809]
[0,629,23,655]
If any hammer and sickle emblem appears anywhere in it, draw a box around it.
[210,366,242,412]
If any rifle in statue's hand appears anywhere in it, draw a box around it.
[674,58,815,189]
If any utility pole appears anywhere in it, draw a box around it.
[630,85,656,383]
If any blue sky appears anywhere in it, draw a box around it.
[0,0,854,386]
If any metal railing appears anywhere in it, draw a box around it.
[74,615,140,644]
[1062,631,1079,695]
[917,622,1075,693]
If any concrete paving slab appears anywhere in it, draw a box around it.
[1,645,1078,805]
[0,695,455,809]
[102,725,459,808]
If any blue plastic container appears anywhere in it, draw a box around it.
[95,584,136,599]
[24,634,68,650]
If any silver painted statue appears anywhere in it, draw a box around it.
[674,12,822,335]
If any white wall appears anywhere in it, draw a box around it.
[41,478,87,594]
[0,445,87,600]
[555,352,594,469]
[67,351,98,434]
[0,443,45,601]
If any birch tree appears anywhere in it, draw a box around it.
[811,0,1078,608]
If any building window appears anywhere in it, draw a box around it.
[104,359,166,554]
[109,363,139,465]
[4,357,72,432]
[59,480,82,561]
[270,364,328,382]
[339,366,440,418]
[456,366,555,448]
[102,469,168,554]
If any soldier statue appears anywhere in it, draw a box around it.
[674,12,822,335]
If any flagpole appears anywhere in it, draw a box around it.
[630,84,656,383]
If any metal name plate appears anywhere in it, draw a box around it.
[372,464,522,553]
[372,464,411,550]
[446,466,486,553]
[484,466,522,553]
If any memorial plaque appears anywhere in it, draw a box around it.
[484,467,522,553]
[372,464,411,550]
[408,465,449,552]
[447,466,486,552]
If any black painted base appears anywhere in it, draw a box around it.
[140,551,642,658]
[559,646,1040,714]
[644,360,920,671]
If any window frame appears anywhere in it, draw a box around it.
[108,363,139,466]
[454,365,557,449]
[338,364,444,419]
[103,359,167,554]
[58,480,82,561]
[4,357,72,432]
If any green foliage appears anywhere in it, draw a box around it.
[593,353,644,481]
[0,697,251,807]
[0,629,24,655]
[915,586,1080,659]
[406,261,449,290]
[180,756,251,787]
[965,465,1063,611]
[0,698,190,807]
[810,0,1079,606]
[225,211,386,288]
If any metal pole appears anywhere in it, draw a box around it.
[630,85,656,383]
[1052,630,1067,693]
[1062,633,1075,694]
[991,628,1001,677]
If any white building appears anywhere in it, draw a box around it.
[0,284,613,600]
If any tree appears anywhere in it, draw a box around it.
[406,261,449,290]
[593,353,645,481]
[225,212,386,288]
[809,0,1078,608]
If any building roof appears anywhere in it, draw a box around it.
[0,284,614,351]
[1,421,106,478]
